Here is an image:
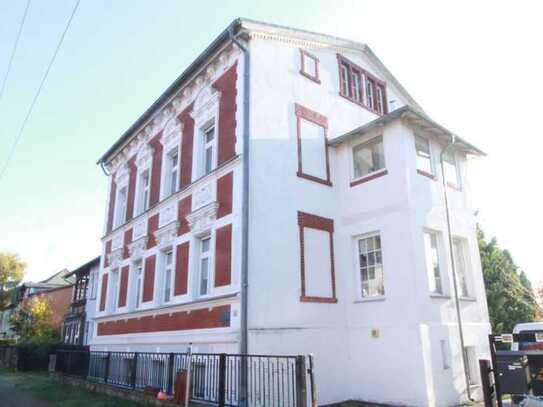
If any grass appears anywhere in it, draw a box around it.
[0,371,150,407]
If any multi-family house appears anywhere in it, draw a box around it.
[62,256,100,345]
[92,19,490,406]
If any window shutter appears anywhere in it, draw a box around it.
[126,157,137,220]
[213,63,238,166]
[174,242,190,296]
[214,224,232,287]
[118,266,129,308]
[106,178,116,233]
[148,133,163,206]
[179,103,194,187]
[99,273,108,311]
[143,255,156,302]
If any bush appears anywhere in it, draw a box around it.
[0,338,16,345]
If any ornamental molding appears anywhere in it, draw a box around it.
[115,163,130,187]
[105,46,240,174]
[154,221,179,249]
[159,202,177,228]
[132,218,147,241]
[161,117,182,152]
[111,232,123,251]
[192,181,216,211]
[191,86,220,125]
[129,237,148,260]
[134,143,153,170]
[187,202,219,237]
[108,248,123,269]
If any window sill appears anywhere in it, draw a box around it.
[350,169,388,187]
[417,169,437,181]
[299,70,321,84]
[296,171,333,186]
[300,296,338,304]
[354,296,386,303]
[460,296,477,302]
[430,293,450,299]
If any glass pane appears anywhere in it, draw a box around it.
[166,252,173,265]
[200,258,209,296]
[375,235,381,249]
[205,127,215,142]
[353,138,384,178]
[359,254,367,268]
[352,72,361,101]
[368,266,375,280]
[205,147,213,174]
[358,239,367,253]
[416,136,432,174]
[367,252,375,266]
[202,238,210,253]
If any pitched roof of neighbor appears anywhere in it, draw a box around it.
[329,105,485,156]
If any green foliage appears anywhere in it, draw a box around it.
[479,227,538,333]
[9,296,58,343]
[0,252,25,309]
[0,338,16,345]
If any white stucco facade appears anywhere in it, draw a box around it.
[91,19,490,406]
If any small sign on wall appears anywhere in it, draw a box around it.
[371,328,380,338]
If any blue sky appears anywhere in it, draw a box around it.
[1,1,542,289]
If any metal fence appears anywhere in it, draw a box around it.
[56,350,308,407]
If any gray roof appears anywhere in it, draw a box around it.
[329,105,485,156]
[64,256,100,278]
[97,18,423,166]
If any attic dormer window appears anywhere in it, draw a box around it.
[337,54,388,116]
[299,49,320,83]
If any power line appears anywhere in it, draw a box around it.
[0,0,31,101]
[0,0,81,183]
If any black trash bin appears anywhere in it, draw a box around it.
[527,354,543,396]
[496,351,530,396]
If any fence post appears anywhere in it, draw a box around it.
[68,351,72,375]
[167,353,175,395]
[218,353,226,407]
[131,352,139,389]
[479,359,494,407]
[488,335,503,407]
[105,352,111,384]
[295,355,308,407]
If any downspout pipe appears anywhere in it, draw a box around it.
[229,25,250,406]
[440,135,473,402]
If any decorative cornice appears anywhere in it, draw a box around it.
[154,221,179,249]
[108,248,123,270]
[187,202,219,237]
[129,237,148,260]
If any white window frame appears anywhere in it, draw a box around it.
[197,236,212,297]
[415,135,434,175]
[136,169,150,215]
[339,63,349,96]
[108,269,120,313]
[355,232,385,299]
[163,249,173,303]
[443,149,461,188]
[424,230,444,295]
[452,237,472,298]
[114,186,128,228]
[163,147,179,197]
[201,123,217,177]
[351,135,386,181]
[133,261,143,310]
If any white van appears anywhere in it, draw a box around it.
[512,322,543,351]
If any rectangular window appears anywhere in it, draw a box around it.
[376,85,386,114]
[357,234,384,298]
[137,170,150,214]
[352,136,385,179]
[163,251,173,303]
[300,50,320,83]
[134,261,143,309]
[416,136,433,175]
[199,237,211,296]
[339,63,350,96]
[166,149,178,196]
[203,126,215,176]
[366,78,375,110]
[114,187,127,228]
[453,238,470,297]
[351,71,362,102]
[109,270,119,312]
[424,231,443,294]
[443,150,460,187]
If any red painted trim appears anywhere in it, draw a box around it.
[350,169,388,187]
[146,214,159,249]
[299,49,321,84]
[148,132,163,206]
[179,103,194,188]
[217,172,233,219]
[106,178,116,234]
[97,304,230,336]
[417,169,437,181]
[99,273,108,311]
[123,228,133,259]
[142,255,156,302]
[213,63,238,166]
[294,103,332,187]
[174,242,190,296]
[336,53,387,116]
[118,266,129,308]
[177,195,192,236]
[297,211,337,304]
[126,156,137,221]
[214,224,232,287]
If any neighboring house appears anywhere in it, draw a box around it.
[62,257,100,346]
[2,269,74,338]
[91,19,490,406]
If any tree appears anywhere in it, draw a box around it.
[9,296,58,343]
[478,227,538,333]
[0,252,25,309]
